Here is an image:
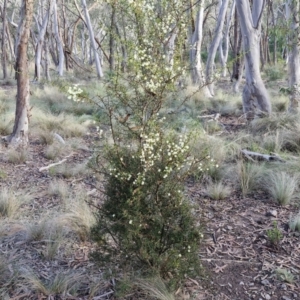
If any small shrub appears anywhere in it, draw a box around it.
[265,171,298,205]
[264,64,285,81]
[91,130,203,284]
[266,222,283,246]
[44,143,66,160]
[0,169,7,180]
[276,268,294,283]
[206,181,231,200]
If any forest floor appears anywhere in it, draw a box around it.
[0,80,300,300]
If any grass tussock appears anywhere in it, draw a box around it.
[48,179,69,199]
[135,277,175,300]
[44,142,67,160]
[6,148,29,164]
[265,171,299,205]
[32,109,87,138]
[34,128,55,145]
[237,162,265,197]
[206,181,231,200]
[26,218,67,259]
[62,192,96,241]
[250,113,299,134]
[0,188,22,218]
[24,271,82,297]
[50,161,89,178]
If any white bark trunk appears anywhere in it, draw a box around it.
[190,1,212,98]
[53,0,64,76]
[34,0,53,81]
[82,0,103,78]
[219,0,235,77]
[287,0,300,113]
[205,0,230,95]
[236,0,271,119]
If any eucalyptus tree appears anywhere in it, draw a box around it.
[34,0,53,81]
[205,0,230,96]
[190,0,212,97]
[286,0,300,113]
[81,0,103,78]
[218,0,235,77]
[6,0,34,146]
[1,0,8,79]
[236,0,271,119]
[53,0,64,76]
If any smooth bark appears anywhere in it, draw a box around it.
[1,0,8,79]
[287,0,300,113]
[236,0,271,119]
[81,0,103,78]
[219,0,235,77]
[53,0,64,76]
[34,0,53,81]
[190,1,212,97]
[205,0,230,95]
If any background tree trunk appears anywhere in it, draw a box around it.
[205,0,230,96]
[82,0,103,78]
[190,1,212,97]
[34,0,53,81]
[236,0,271,119]
[287,0,300,113]
[6,0,33,147]
[219,0,235,77]
[53,0,64,76]
[1,0,8,79]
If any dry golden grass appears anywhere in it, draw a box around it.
[48,179,69,199]
[62,191,96,241]
[0,188,22,218]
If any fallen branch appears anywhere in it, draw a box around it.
[197,113,221,120]
[241,149,285,162]
[39,159,67,172]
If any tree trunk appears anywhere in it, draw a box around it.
[53,0,64,76]
[190,1,212,97]
[287,0,300,113]
[6,0,33,147]
[34,0,53,81]
[219,0,235,77]
[82,0,103,78]
[232,7,244,94]
[1,0,8,79]
[109,2,116,71]
[236,0,271,119]
[205,0,230,96]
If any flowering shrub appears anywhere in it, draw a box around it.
[91,126,203,283]
[64,0,212,287]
